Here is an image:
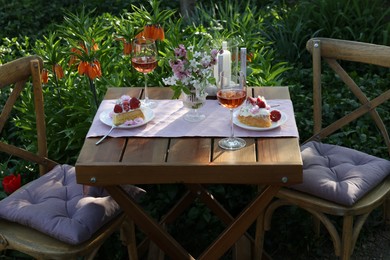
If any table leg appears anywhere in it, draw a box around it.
[186,184,255,259]
[105,186,195,260]
[138,190,197,256]
[198,185,280,260]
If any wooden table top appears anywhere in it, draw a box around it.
[75,87,302,186]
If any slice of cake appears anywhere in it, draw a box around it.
[237,96,280,127]
[111,95,145,126]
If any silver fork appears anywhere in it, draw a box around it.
[95,125,116,145]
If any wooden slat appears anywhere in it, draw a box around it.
[0,81,25,133]
[312,39,322,135]
[168,138,212,163]
[0,142,57,169]
[122,138,168,163]
[0,55,43,88]
[77,138,126,163]
[253,86,290,99]
[307,38,390,68]
[143,87,174,100]
[31,59,48,175]
[213,138,256,162]
[257,138,302,164]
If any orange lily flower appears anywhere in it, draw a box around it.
[69,47,81,67]
[78,61,89,76]
[123,41,132,55]
[53,64,64,79]
[41,69,49,84]
[87,60,102,80]
[135,24,165,41]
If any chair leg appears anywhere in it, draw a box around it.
[254,212,266,260]
[340,215,353,260]
[385,197,390,225]
[120,218,138,260]
[85,247,101,260]
[312,216,321,237]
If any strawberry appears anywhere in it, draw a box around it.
[257,100,266,108]
[129,97,141,109]
[248,97,257,105]
[270,110,282,122]
[122,100,130,111]
[113,104,123,113]
[123,105,130,111]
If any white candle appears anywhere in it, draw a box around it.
[214,41,231,84]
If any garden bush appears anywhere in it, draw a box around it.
[0,0,389,258]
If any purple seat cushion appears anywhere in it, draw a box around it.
[291,141,390,206]
[0,164,145,245]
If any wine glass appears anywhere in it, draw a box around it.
[217,73,247,150]
[131,38,158,109]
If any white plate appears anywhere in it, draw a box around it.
[99,107,154,129]
[233,110,287,131]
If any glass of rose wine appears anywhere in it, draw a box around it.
[131,38,158,109]
[217,73,247,150]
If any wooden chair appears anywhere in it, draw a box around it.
[256,38,390,259]
[0,56,140,259]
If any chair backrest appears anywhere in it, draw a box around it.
[0,55,57,175]
[306,38,390,157]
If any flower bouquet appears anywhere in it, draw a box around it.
[163,44,219,99]
[163,44,219,122]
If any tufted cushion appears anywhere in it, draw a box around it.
[0,164,145,245]
[291,141,390,206]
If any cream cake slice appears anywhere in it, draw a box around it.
[111,95,145,125]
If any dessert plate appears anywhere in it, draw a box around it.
[233,110,287,131]
[99,107,155,129]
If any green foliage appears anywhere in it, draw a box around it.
[261,0,390,64]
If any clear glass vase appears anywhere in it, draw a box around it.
[182,88,207,122]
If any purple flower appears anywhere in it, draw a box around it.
[211,49,219,58]
[174,44,187,58]
[210,49,219,65]
[170,59,185,73]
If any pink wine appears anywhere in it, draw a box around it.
[131,57,157,73]
[217,89,246,109]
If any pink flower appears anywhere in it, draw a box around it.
[174,44,187,58]
[171,60,185,74]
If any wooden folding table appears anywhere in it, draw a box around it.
[75,87,302,259]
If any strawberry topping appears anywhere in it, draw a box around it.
[270,110,281,122]
[113,96,141,113]
[129,97,141,109]
[113,104,123,113]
